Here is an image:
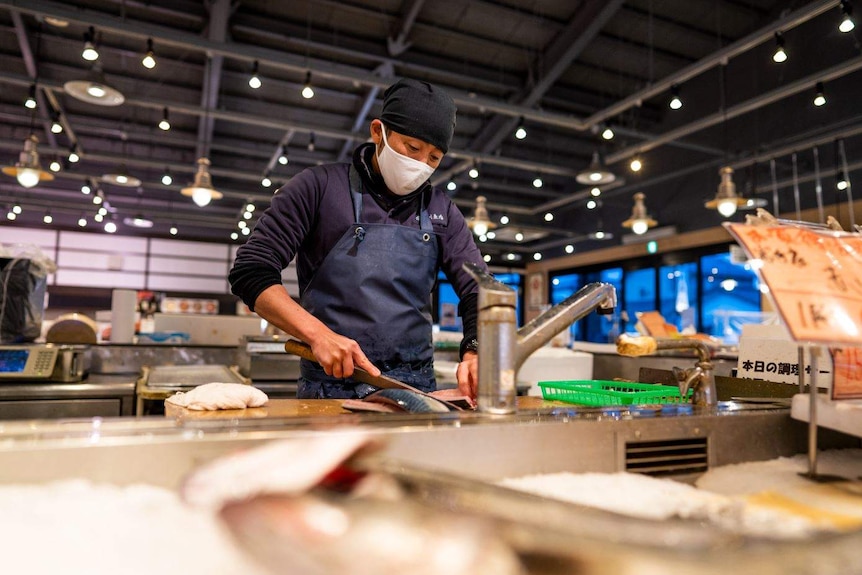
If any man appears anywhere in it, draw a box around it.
[229,78,487,400]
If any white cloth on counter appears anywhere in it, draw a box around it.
[165,382,268,410]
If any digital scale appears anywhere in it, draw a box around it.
[0,345,89,382]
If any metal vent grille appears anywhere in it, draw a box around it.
[625,438,708,477]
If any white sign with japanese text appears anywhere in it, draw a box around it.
[737,324,833,387]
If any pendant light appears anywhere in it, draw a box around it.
[181,157,223,207]
[622,192,657,235]
[102,164,142,187]
[64,65,125,106]
[705,166,748,218]
[2,135,54,188]
[576,151,615,185]
[466,195,496,237]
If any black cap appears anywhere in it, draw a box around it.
[380,78,456,153]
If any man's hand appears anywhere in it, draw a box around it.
[309,331,380,379]
[456,351,478,400]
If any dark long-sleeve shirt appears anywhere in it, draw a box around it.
[229,143,486,355]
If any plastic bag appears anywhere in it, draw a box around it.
[0,244,57,343]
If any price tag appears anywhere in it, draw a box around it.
[831,347,862,400]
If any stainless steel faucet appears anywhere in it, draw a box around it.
[464,263,617,414]
[616,335,717,407]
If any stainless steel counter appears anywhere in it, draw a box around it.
[0,403,859,574]
[0,374,136,419]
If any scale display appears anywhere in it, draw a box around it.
[0,349,29,373]
[0,346,59,379]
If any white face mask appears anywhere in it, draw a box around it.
[377,127,436,196]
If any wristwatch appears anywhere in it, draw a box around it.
[460,337,478,359]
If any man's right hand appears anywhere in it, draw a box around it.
[308,331,381,379]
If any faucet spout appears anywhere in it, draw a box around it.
[514,282,617,369]
[464,263,617,414]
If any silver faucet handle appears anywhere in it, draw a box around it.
[463,262,516,308]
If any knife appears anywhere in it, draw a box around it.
[283,339,467,410]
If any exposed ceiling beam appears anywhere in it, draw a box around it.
[10,11,58,149]
[195,0,231,159]
[606,54,862,165]
[434,0,625,185]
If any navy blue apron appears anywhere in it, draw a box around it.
[297,165,439,399]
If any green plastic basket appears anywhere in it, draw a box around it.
[538,380,692,406]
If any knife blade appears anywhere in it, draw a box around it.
[283,339,466,410]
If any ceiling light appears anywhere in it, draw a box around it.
[81,182,91,195]
[102,166,141,187]
[241,227,251,236]
[668,84,683,110]
[181,157,223,207]
[238,220,248,229]
[243,210,253,219]
[467,195,496,237]
[97,206,107,216]
[630,156,643,172]
[500,215,509,225]
[705,166,748,217]
[68,145,80,163]
[2,135,54,188]
[533,253,542,261]
[142,38,156,69]
[249,60,262,89]
[514,118,527,140]
[840,0,855,32]
[301,71,314,99]
[49,160,61,172]
[51,113,63,134]
[622,192,657,235]
[468,163,479,179]
[838,179,849,190]
[532,176,543,188]
[601,126,614,140]
[12,204,22,215]
[64,65,125,106]
[813,82,826,107]
[81,26,99,61]
[576,151,615,185]
[105,220,118,233]
[262,174,272,188]
[24,83,37,109]
[158,107,171,131]
[246,201,256,212]
[590,229,613,240]
[447,181,457,191]
[94,212,103,223]
[514,231,524,242]
[486,231,495,239]
[586,199,597,210]
[544,212,554,222]
[161,168,173,186]
[93,191,103,204]
[78,214,87,227]
[565,245,574,254]
[230,232,239,240]
[772,32,787,63]
[123,214,154,228]
[43,211,52,224]
[278,148,288,165]
[169,224,178,236]
[483,254,491,262]
[6,209,16,221]
[44,17,69,28]
[590,187,601,197]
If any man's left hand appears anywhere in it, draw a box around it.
[456,351,478,401]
